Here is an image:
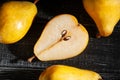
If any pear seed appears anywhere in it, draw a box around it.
[63,36,71,41]
[61,30,67,37]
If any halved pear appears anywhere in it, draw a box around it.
[33,14,89,61]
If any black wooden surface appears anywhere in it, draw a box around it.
[0,0,120,80]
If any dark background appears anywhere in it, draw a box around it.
[0,0,120,80]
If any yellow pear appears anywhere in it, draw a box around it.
[29,14,89,61]
[83,0,120,37]
[39,65,103,80]
[0,1,37,44]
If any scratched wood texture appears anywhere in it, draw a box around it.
[0,0,120,80]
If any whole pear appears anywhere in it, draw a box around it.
[83,0,120,37]
[39,65,103,80]
[0,1,37,44]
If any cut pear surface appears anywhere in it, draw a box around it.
[34,14,89,61]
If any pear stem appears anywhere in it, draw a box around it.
[96,33,101,38]
[34,0,39,4]
[28,55,36,62]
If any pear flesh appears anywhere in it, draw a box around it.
[39,65,103,80]
[34,14,89,61]
[83,0,120,37]
[0,1,37,44]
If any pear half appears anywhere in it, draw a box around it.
[39,65,102,80]
[83,0,120,37]
[33,14,89,61]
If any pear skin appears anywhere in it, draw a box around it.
[0,1,37,44]
[33,14,89,61]
[39,65,103,80]
[83,0,120,37]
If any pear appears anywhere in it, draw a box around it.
[39,65,103,80]
[0,0,38,44]
[83,0,120,37]
[29,14,89,61]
